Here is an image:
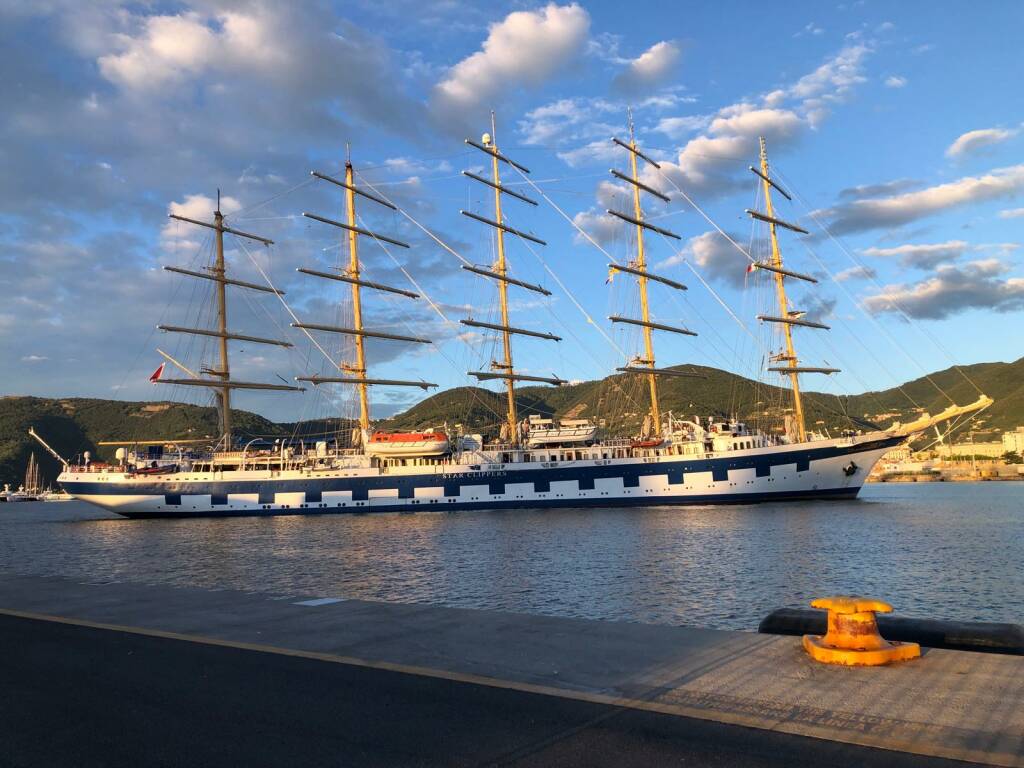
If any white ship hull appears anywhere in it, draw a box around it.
[58,433,901,518]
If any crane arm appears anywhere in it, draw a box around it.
[27,427,70,469]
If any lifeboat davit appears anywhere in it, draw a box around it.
[366,431,450,457]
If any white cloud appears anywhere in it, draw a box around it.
[381,157,452,176]
[595,179,630,208]
[651,106,803,197]
[634,43,871,197]
[571,209,622,246]
[518,97,618,146]
[861,241,972,269]
[707,106,803,137]
[98,12,216,90]
[837,178,919,199]
[569,38,876,257]
[861,241,1024,269]
[946,127,1018,159]
[21,354,49,362]
[557,138,623,168]
[783,43,870,102]
[0,4,467,415]
[884,75,907,88]
[799,295,838,324]
[161,193,242,252]
[611,40,681,94]
[520,93,692,150]
[793,22,824,38]
[654,114,711,140]
[570,181,632,244]
[835,265,877,282]
[999,208,1024,219]
[863,259,1024,319]
[816,164,1024,235]
[430,3,590,126]
[659,231,750,288]
[96,9,304,92]
[80,3,426,146]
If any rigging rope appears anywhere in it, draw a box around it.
[650,169,756,265]
[232,235,339,373]
[352,171,474,268]
[771,166,985,400]
[350,211,513,428]
[354,211,458,329]
[644,165,940,424]
[507,165,623,266]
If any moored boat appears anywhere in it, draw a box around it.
[53,115,992,518]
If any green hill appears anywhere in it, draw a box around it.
[387,359,1021,437]
[2,357,1020,488]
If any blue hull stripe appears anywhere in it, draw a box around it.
[108,486,861,519]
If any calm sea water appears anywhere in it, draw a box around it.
[0,483,1020,630]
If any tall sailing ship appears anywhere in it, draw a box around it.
[55,118,990,518]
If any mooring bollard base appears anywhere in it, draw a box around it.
[802,596,922,666]
[802,633,921,666]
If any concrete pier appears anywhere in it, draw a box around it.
[0,573,1021,766]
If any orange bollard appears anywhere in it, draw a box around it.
[803,596,921,666]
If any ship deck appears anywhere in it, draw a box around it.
[0,573,1020,766]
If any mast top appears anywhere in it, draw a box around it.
[752,136,838,443]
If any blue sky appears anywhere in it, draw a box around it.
[2,0,1022,423]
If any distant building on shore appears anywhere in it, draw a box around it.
[1001,426,1024,455]
[939,425,1024,459]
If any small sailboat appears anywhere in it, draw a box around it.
[7,453,44,502]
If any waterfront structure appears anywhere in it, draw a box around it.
[942,433,1018,459]
[1002,426,1024,455]
[55,125,991,517]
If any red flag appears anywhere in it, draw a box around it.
[149,363,165,382]
[746,262,756,274]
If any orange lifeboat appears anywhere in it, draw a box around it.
[631,438,664,449]
[366,431,450,457]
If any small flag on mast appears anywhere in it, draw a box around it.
[745,262,756,275]
[149,363,165,382]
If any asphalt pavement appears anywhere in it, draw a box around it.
[0,614,979,768]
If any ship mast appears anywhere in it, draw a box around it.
[344,153,370,431]
[489,111,520,442]
[607,113,697,437]
[460,113,564,445]
[746,137,839,442]
[160,194,304,448]
[213,199,231,438]
[297,149,437,439]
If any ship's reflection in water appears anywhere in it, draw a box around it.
[1,482,1019,629]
